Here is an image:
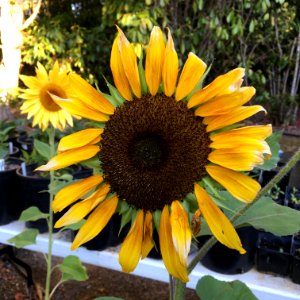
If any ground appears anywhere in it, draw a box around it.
[0,248,198,300]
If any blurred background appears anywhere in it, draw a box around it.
[0,0,299,127]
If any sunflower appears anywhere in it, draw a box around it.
[20,62,75,131]
[37,26,272,282]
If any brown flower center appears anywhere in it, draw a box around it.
[100,94,211,211]
[40,83,66,112]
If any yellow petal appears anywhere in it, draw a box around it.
[36,145,100,171]
[58,128,103,152]
[71,195,118,249]
[54,183,110,227]
[195,87,256,117]
[208,148,264,171]
[211,124,272,140]
[210,136,271,156]
[145,26,165,96]
[175,53,206,101]
[119,210,144,272]
[194,184,245,254]
[69,73,115,114]
[19,75,41,90]
[49,93,109,122]
[117,26,141,98]
[36,62,49,83]
[205,105,266,132]
[110,34,132,100]
[206,165,260,203]
[162,28,178,97]
[49,61,59,82]
[52,175,103,212]
[141,211,154,259]
[159,206,189,283]
[170,201,192,265]
[188,68,245,108]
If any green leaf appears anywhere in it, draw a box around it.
[61,220,85,231]
[256,132,281,171]
[19,206,49,221]
[34,139,51,161]
[8,229,39,248]
[94,297,123,300]
[235,196,300,236]
[59,255,88,282]
[196,275,258,300]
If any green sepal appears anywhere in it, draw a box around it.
[118,207,133,235]
[104,78,125,106]
[117,199,130,214]
[255,131,281,171]
[152,210,161,232]
[60,219,86,232]
[101,92,119,107]
[138,55,148,94]
[186,63,212,101]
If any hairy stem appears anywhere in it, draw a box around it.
[44,127,56,300]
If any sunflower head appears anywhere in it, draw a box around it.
[37,26,272,283]
[20,62,74,131]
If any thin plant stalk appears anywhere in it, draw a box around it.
[173,147,300,300]
[169,274,174,300]
[44,127,56,300]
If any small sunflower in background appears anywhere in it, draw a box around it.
[19,62,74,131]
[37,26,272,282]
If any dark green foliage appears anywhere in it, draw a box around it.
[21,0,299,124]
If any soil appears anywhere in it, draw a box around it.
[0,247,198,300]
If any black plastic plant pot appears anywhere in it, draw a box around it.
[81,214,130,251]
[16,164,53,233]
[0,157,24,225]
[291,250,300,284]
[256,232,292,276]
[8,146,20,158]
[200,227,258,274]
[16,164,88,233]
[284,187,300,210]
[292,232,300,252]
[16,136,33,153]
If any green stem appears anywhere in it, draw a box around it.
[44,127,56,300]
[174,279,186,300]
[188,147,300,274]
[169,274,174,300]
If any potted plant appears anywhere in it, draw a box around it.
[284,187,300,210]
[0,120,19,157]
[291,232,300,284]
[256,231,292,276]
[0,155,24,225]
[267,184,285,205]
